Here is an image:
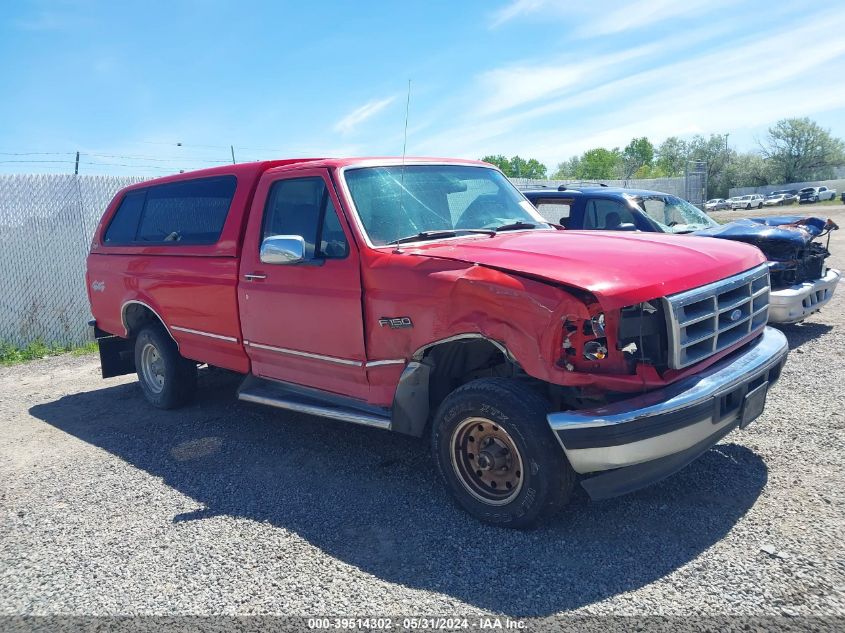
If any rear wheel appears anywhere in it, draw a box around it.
[431,378,575,528]
[134,325,197,409]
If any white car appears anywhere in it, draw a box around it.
[799,186,837,203]
[731,194,764,210]
[764,193,793,206]
[704,198,731,211]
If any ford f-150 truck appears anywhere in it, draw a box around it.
[87,157,789,527]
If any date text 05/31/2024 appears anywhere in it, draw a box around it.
[307,617,526,630]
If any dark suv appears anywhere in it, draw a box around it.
[522,184,839,324]
[522,184,718,233]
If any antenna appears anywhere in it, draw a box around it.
[399,79,412,214]
[402,79,411,161]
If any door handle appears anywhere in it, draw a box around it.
[243,273,267,281]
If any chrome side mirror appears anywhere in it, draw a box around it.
[260,235,305,265]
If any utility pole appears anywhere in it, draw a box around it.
[74,151,80,175]
[230,145,236,164]
[725,133,729,152]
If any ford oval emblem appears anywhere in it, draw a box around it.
[729,309,742,322]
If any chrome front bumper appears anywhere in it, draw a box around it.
[548,327,788,497]
[768,268,840,324]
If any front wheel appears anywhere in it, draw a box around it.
[431,378,575,528]
[134,325,197,409]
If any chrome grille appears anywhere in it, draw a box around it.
[664,264,770,370]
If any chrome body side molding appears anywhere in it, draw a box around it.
[171,325,238,343]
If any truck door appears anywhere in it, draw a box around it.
[238,168,367,400]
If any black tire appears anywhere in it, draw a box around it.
[431,378,575,528]
[758,203,763,209]
[134,324,197,409]
[745,204,752,210]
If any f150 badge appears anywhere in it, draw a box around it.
[91,280,105,292]
[379,316,413,329]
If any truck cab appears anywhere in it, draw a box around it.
[87,158,788,527]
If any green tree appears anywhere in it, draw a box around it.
[509,155,548,179]
[762,117,845,183]
[480,154,512,174]
[622,137,655,178]
[552,155,581,179]
[633,163,667,179]
[655,136,688,176]
[574,148,622,180]
[723,152,771,195]
[480,154,548,178]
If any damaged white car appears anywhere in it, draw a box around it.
[698,216,840,323]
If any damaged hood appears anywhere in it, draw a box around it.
[694,216,829,256]
[401,230,765,309]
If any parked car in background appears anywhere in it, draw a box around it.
[764,193,794,206]
[705,198,731,211]
[732,194,765,210]
[771,189,800,203]
[523,185,840,324]
[799,186,837,203]
[86,158,790,527]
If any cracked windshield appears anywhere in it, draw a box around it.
[344,165,548,245]
[635,194,719,233]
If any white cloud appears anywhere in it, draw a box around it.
[588,0,734,35]
[489,0,734,32]
[489,0,550,28]
[474,41,671,116]
[333,96,397,135]
[416,7,845,166]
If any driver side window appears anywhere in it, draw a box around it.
[583,199,634,230]
[262,177,349,259]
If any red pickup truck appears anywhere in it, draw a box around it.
[87,157,788,527]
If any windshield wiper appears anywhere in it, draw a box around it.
[387,229,495,245]
[493,221,540,232]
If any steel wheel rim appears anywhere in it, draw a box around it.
[140,342,165,394]
[450,416,524,506]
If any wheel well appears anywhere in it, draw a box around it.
[122,302,171,340]
[391,337,517,438]
[424,338,516,413]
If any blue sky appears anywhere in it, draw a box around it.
[2,0,845,176]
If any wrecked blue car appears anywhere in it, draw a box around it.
[523,185,840,323]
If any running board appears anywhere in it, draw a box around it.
[237,375,392,430]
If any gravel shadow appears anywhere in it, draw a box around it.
[772,322,834,350]
[30,369,768,616]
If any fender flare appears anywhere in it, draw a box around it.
[391,333,516,437]
[120,299,179,348]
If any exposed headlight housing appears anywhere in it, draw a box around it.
[583,340,608,361]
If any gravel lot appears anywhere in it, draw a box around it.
[1,206,844,619]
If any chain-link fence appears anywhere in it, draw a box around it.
[0,175,146,347]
